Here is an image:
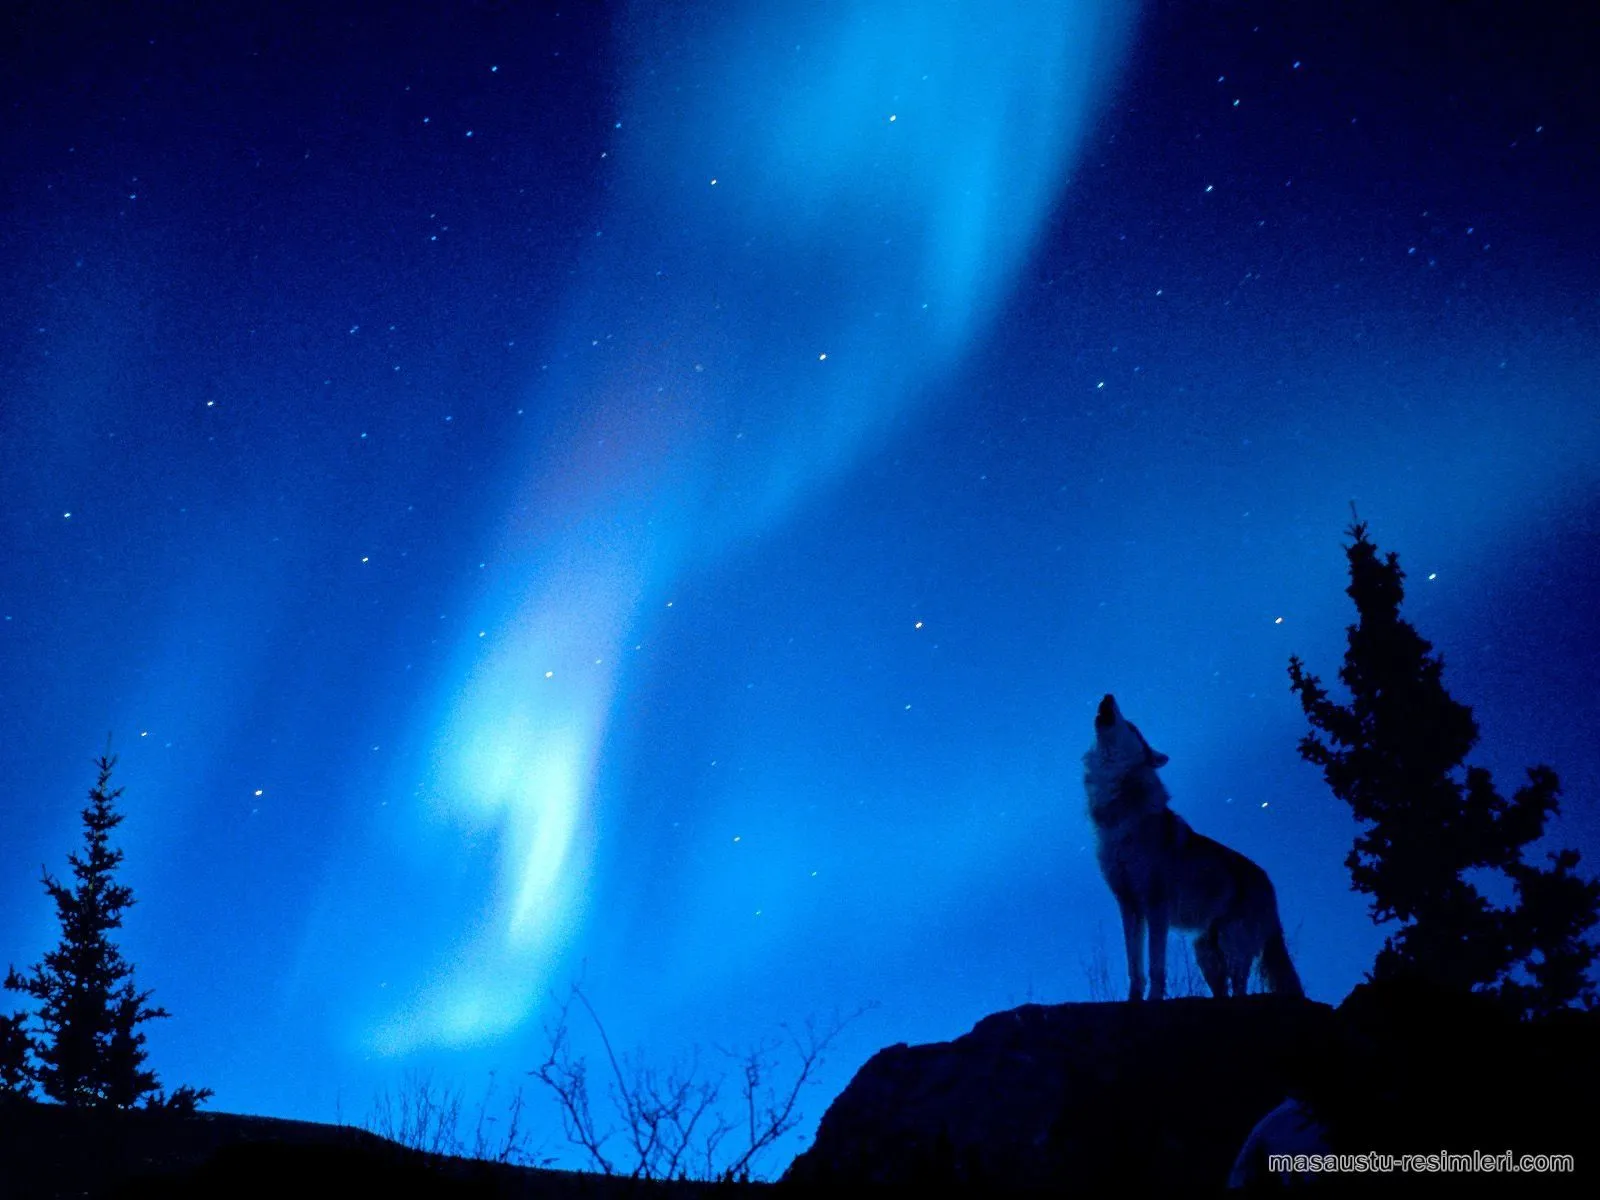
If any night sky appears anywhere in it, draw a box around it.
[2,0,1597,1171]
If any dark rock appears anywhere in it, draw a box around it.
[781,996,1336,1194]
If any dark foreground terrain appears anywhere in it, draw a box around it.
[0,1102,756,1199]
[4,987,1594,1197]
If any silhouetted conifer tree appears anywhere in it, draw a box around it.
[4,751,180,1107]
[1288,519,1600,1015]
[0,1011,30,1100]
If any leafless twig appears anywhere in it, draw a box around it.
[469,1070,533,1164]
[366,1068,464,1156]
[531,987,616,1173]
[1081,921,1116,1001]
[712,1004,871,1182]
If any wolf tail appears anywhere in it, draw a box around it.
[1260,919,1303,997]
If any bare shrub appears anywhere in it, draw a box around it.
[367,1069,537,1165]
[531,983,872,1182]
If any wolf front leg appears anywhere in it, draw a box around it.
[1146,901,1169,1000]
[1118,900,1147,1002]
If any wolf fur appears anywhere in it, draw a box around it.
[1084,694,1303,1001]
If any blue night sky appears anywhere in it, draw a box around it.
[2,0,1597,1171]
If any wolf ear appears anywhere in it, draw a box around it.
[1149,750,1170,768]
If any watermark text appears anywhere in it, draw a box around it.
[1267,1150,1574,1176]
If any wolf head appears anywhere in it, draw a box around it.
[1084,694,1172,825]
[1089,693,1170,772]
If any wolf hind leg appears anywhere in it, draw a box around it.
[1259,920,1304,997]
[1218,919,1257,996]
[1194,925,1229,997]
[1228,959,1252,997]
[1118,901,1147,1002]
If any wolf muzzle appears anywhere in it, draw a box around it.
[1096,693,1119,729]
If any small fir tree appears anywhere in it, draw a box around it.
[4,750,172,1106]
[0,1011,31,1100]
[1288,518,1599,1014]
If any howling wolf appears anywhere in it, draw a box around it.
[1084,694,1302,1001]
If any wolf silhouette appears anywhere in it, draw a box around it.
[1084,694,1302,1000]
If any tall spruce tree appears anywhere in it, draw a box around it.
[4,751,170,1106]
[1288,519,1600,1015]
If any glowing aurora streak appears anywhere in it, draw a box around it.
[376,0,1137,1052]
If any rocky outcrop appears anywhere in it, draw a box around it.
[782,996,1335,1194]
